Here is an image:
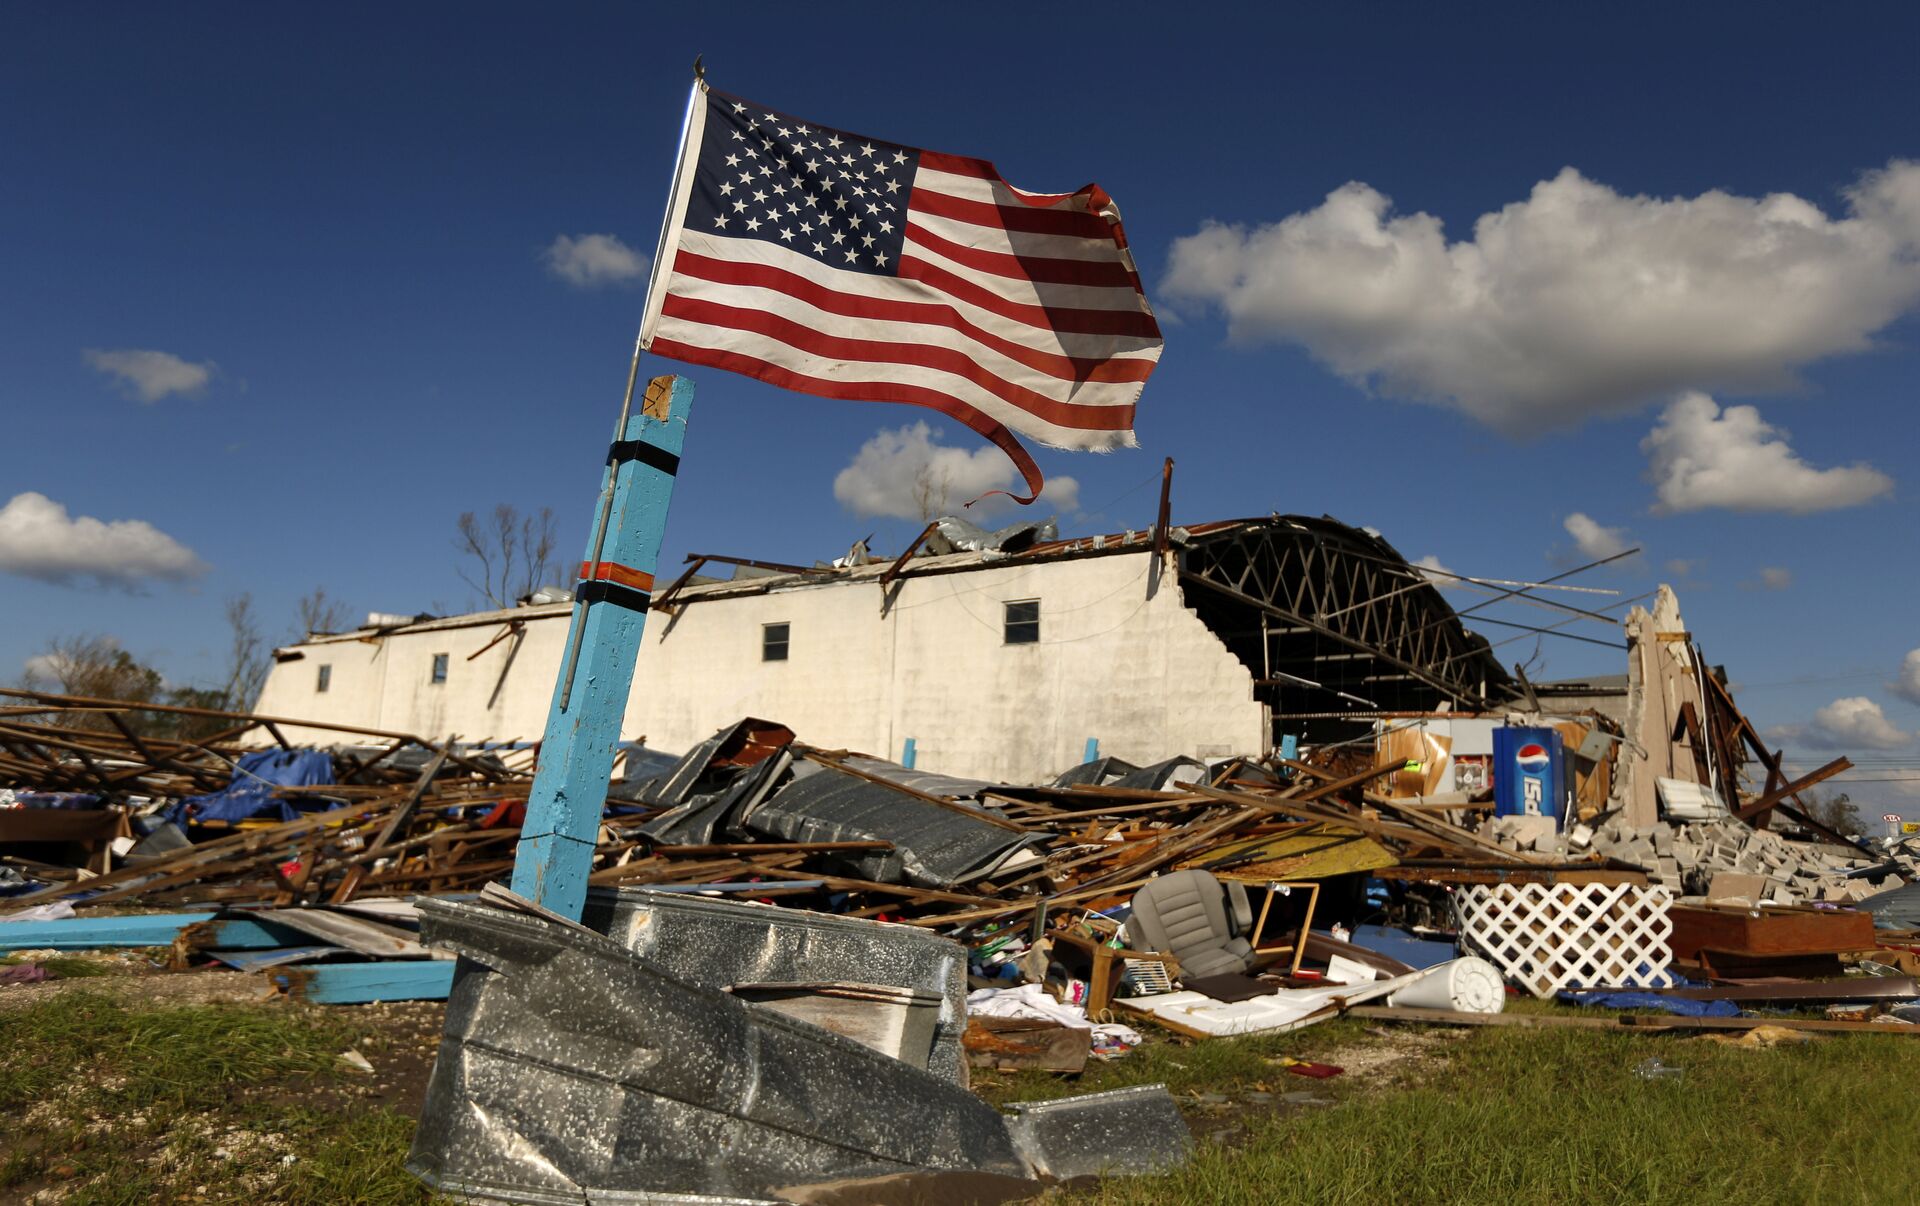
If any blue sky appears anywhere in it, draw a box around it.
[4,4,1918,809]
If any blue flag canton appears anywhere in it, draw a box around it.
[685,91,919,277]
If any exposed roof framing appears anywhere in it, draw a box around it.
[1174,516,1516,735]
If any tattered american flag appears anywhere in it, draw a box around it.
[639,84,1162,503]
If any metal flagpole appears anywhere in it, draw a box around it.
[509,63,707,918]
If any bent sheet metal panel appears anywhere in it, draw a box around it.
[407,897,1189,1203]
[407,899,1027,1202]
[582,885,972,1085]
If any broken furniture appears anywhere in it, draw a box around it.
[1127,868,1257,979]
[1668,901,1877,978]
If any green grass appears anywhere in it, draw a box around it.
[0,991,433,1205]
[1051,1020,1920,1204]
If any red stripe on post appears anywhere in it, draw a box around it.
[578,561,655,593]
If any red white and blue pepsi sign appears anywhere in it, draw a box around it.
[1493,727,1569,828]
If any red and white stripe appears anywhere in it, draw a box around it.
[641,98,1162,503]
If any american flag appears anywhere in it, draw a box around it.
[639,85,1162,503]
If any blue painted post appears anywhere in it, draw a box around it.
[510,374,695,918]
[1083,737,1100,764]
[901,737,916,769]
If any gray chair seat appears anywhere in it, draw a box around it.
[1127,868,1256,980]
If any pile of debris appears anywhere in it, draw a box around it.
[1561,816,1909,904]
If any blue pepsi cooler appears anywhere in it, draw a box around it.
[1493,727,1568,828]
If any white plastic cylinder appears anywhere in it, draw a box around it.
[1385,956,1506,1014]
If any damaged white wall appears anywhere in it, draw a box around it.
[251,549,1263,783]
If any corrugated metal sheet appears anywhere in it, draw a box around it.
[746,765,1044,889]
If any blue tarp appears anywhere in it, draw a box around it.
[168,749,335,825]
[1557,990,1743,1017]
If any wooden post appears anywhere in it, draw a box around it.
[509,374,695,918]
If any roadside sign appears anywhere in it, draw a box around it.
[1884,813,1902,822]
[1903,822,1920,835]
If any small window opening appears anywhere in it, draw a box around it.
[316,664,332,693]
[431,652,449,684]
[1004,600,1040,645]
[762,622,790,662]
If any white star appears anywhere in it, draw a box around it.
[860,143,875,158]
[861,233,876,248]
[841,153,855,165]
[874,251,889,266]
[855,170,868,182]
[833,196,849,210]
[878,220,893,233]
[844,249,859,263]
[732,199,747,212]
[827,133,843,148]
[737,171,752,184]
[847,214,862,228]
[838,170,851,181]
[778,227,794,241]
[776,126,791,138]
[745,216,762,231]
[732,101,746,112]
[724,153,741,167]
[760,137,774,150]
[852,185,866,197]
[885,179,901,193]
[812,241,826,254]
[713,214,729,229]
[752,189,768,203]
[718,181,734,195]
[796,125,810,137]
[805,158,821,173]
[745,146,758,158]
[891,150,907,165]
[772,181,787,196]
[830,230,845,244]
[799,220,812,232]
[865,203,878,214]
[759,165,772,176]
[786,202,800,214]
[803,194,819,207]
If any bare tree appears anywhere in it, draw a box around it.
[911,463,952,522]
[295,585,352,638]
[456,504,559,608]
[1799,789,1864,840]
[220,593,269,712]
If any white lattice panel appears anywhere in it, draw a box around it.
[1455,883,1673,999]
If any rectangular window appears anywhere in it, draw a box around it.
[431,652,449,684]
[316,664,332,693]
[762,622,790,662]
[1004,599,1040,645]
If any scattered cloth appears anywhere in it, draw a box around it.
[0,901,76,923]
[0,963,52,987]
[1704,1025,1814,1048]
[168,749,335,825]
[966,983,1141,1058]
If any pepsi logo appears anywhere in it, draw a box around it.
[1515,743,1550,773]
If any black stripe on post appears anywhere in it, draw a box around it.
[574,579,652,614]
[608,440,681,478]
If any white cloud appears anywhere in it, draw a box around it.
[1562,513,1632,562]
[1664,558,1694,578]
[1642,392,1892,513]
[1163,161,1920,433]
[1412,555,1461,588]
[0,492,207,589]
[833,422,1079,520]
[84,348,215,402]
[544,233,648,287]
[1758,566,1793,590]
[1891,649,1920,705]
[1773,696,1913,751]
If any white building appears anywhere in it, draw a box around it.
[254,516,1511,783]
